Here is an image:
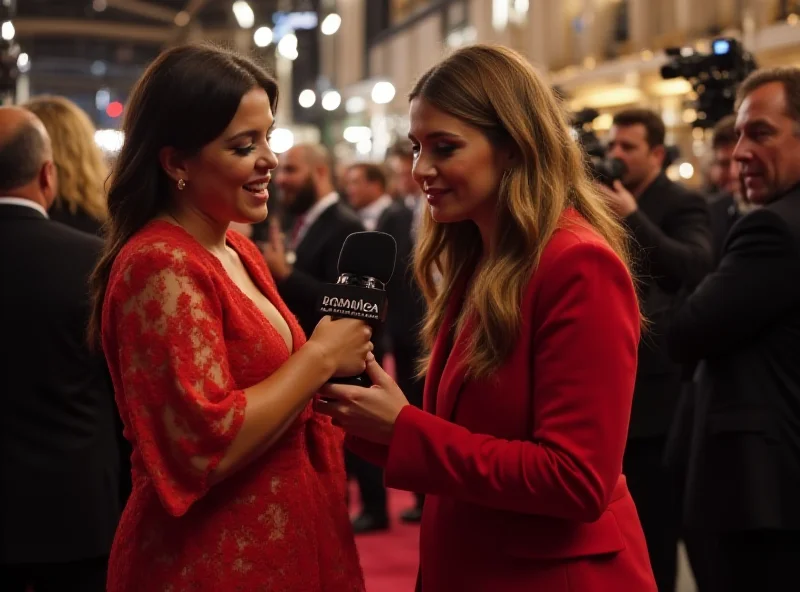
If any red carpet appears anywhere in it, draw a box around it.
[352,487,420,592]
[349,354,420,591]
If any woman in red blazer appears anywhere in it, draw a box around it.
[316,44,657,592]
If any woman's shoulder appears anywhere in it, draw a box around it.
[532,208,629,288]
[111,221,217,288]
[547,208,613,255]
[523,209,638,324]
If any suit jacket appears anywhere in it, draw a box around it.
[708,192,742,265]
[276,201,364,338]
[624,173,713,438]
[668,186,800,532]
[0,204,121,564]
[349,210,656,591]
[376,201,425,352]
[47,201,133,504]
[665,194,755,488]
[48,202,105,237]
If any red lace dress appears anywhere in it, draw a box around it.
[102,221,364,592]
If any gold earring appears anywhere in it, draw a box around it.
[177,178,186,191]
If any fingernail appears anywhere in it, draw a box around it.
[366,352,375,362]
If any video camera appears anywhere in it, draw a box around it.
[660,37,757,128]
[570,107,627,187]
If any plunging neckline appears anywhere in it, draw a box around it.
[150,220,295,357]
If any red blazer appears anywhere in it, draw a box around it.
[350,210,656,591]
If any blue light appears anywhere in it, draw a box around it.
[272,11,317,41]
[712,39,731,55]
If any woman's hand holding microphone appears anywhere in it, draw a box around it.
[307,316,374,378]
[305,315,410,445]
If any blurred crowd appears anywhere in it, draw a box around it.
[3,52,800,591]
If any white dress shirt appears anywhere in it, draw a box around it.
[0,197,49,218]
[357,194,393,231]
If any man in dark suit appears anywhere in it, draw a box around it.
[266,143,389,533]
[663,115,758,592]
[669,67,800,592]
[265,143,365,337]
[596,108,713,592]
[663,114,756,591]
[0,107,121,591]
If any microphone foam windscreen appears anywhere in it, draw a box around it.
[338,231,397,284]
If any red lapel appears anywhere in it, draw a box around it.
[422,272,473,420]
[436,312,474,421]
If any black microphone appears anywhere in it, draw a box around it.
[318,231,397,386]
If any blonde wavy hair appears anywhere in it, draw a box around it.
[412,45,636,379]
[25,95,109,223]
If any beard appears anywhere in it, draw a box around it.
[285,176,318,216]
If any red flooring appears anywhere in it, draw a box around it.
[350,353,420,591]
[352,487,420,592]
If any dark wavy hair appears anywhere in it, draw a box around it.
[87,43,278,348]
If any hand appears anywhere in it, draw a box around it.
[261,219,292,281]
[308,316,373,378]
[595,180,638,218]
[314,353,410,445]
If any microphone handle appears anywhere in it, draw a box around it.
[317,278,387,389]
[328,373,371,387]
[326,313,374,387]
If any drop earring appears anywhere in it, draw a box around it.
[177,178,186,191]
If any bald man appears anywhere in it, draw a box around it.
[267,143,364,337]
[0,107,57,211]
[0,107,121,592]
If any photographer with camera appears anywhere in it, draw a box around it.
[595,108,713,592]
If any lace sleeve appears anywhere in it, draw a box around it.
[108,244,246,516]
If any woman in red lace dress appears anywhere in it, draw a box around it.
[87,44,370,592]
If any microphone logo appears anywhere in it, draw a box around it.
[321,296,379,314]
[320,294,383,324]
